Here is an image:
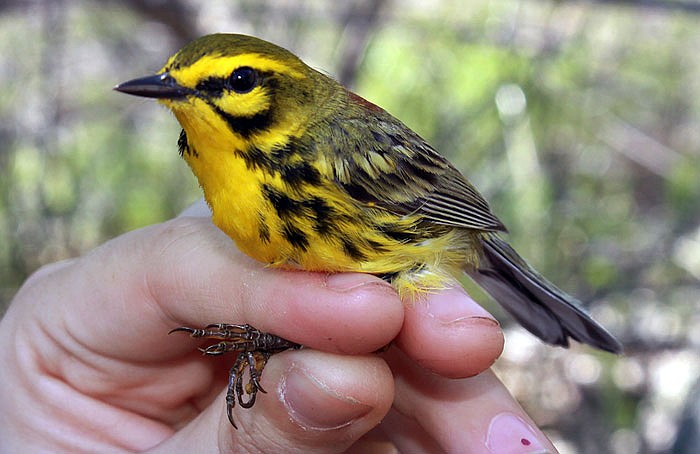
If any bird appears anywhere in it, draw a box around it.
[115,33,622,428]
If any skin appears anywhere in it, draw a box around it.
[0,201,557,453]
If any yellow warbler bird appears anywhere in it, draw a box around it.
[116,33,622,427]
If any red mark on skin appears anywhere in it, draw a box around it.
[521,438,532,446]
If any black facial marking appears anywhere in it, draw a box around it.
[195,68,262,98]
[212,104,273,138]
[197,70,277,138]
[196,77,227,97]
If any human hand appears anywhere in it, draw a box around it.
[0,202,557,453]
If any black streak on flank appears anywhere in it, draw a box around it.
[238,140,321,190]
[262,184,338,236]
[282,223,309,251]
[307,197,335,236]
[238,146,274,172]
[262,185,300,218]
[341,237,367,261]
[258,213,270,243]
[366,238,388,253]
[255,141,321,188]
[280,161,321,189]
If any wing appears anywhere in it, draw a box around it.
[318,96,506,233]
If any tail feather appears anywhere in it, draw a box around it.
[467,236,622,354]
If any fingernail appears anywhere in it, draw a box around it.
[426,286,498,325]
[281,366,372,430]
[486,412,553,454]
[325,273,393,292]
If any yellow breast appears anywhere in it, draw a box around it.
[170,99,476,299]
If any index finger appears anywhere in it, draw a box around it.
[18,217,404,363]
[396,285,505,379]
[381,348,557,453]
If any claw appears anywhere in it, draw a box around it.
[201,342,232,355]
[168,326,197,335]
[225,388,238,430]
[172,322,301,429]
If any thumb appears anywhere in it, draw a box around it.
[149,350,393,453]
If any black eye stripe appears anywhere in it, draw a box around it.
[195,67,260,96]
[195,77,227,96]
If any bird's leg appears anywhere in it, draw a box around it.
[170,323,301,428]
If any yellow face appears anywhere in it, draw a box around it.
[158,53,304,120]
[115,34,338,156]
[157,50,328,160]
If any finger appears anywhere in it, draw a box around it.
[147,217,404,355]
[178,197,211,217]
[344,427,398,454]
[21,217,403,362]
[382,348,557,453]
[396,285,504,378]
[149,350,394,454]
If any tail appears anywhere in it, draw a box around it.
[466,236,622,353]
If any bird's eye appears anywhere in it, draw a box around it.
[228,67,258,93]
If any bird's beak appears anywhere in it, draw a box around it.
[114,73,190,99]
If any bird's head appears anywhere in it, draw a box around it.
[116,34,335,147]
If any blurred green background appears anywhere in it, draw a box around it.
[1,0,699,452]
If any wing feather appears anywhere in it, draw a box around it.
[322,102,506,233]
